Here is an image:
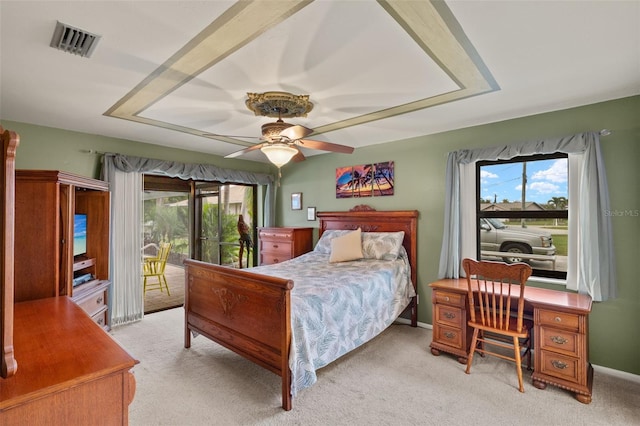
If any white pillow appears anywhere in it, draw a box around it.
[361,231,405,260]
[329,228,364,263]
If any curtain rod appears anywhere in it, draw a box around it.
[80,149,106,155]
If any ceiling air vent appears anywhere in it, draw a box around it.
[50,21,101,58]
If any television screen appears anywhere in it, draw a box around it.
[73,213,87,257]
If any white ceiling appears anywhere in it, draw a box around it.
[1,0,639,164]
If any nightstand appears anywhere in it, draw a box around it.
[258,227,313,265]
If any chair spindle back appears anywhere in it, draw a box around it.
[463,259,532,334]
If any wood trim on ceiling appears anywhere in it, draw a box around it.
[104,0,498,147]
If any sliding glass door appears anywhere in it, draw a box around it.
[193,182,256,268]
[142,176,190,264]
[143,175,257,268]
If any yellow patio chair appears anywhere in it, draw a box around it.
[143,242,172,295]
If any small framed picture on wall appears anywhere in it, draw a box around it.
[307,206,316,221]
[291,192,302,210]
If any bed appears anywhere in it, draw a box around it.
[184,205,418,410]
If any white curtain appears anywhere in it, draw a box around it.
[102,153,276,325]
[102,162,143,325]
[438,131,616,301]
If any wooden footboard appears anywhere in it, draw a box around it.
[183,259,294,410]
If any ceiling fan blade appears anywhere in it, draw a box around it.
[296,139,354,154]
[224,143,265,159]
[279,124,313,140]
[291,148,306,162]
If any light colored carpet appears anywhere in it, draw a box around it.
[111,307,640,426]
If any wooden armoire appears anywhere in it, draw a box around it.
[14,170,112,329]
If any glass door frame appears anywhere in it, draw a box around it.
[191,181,258,267]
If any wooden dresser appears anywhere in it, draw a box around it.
[1,298,138,424]
[429,278,593,403]
[258,227,313,265]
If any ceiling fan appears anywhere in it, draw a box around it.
[224,104,354,168]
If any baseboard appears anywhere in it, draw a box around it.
[393,317,432,329]
[592,364,640,384]
[394,318,640,384]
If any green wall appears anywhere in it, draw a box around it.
[278,95,640,375]
[2,95,639,375]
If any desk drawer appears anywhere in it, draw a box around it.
[435,304,463,328]
[540,327,579,357]
[538,309,579,332]
[539,350,579,383]
[433,323,464,350]
[433,290,466,308]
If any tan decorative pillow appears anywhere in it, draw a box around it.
[329,228,364,263]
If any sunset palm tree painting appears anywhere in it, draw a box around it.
[372,161,394,196]
[336,161,394,198]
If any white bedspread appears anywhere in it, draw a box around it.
[248,250,416,396]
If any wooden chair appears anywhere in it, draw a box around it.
[143,242,172,295]
[462,258,533,392]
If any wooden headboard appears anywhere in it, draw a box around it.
[317,205,419,325]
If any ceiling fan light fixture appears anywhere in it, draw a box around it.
[261,144,298,168]
[246,91,313,118]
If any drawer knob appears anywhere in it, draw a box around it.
[444,331,456,339]
[97,318,104,325]
[550,336,568,345]
[96,296,103,304]
[554,316,562,323]
[273,244,279,248]
[444,312,456,319]
[551,360,568,370]
[444,296,450,302]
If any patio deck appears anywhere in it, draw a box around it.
[144,263,185,314]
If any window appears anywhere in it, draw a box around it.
[476,153,568,279]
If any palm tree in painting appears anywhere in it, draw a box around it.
[342,165,371,197]
[335,163,394,197]
[372,162,394,196]
[336,167,354,197]
[351,164,374,197]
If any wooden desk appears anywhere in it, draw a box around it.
[429,278,593,404]
[1,297,138,424]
